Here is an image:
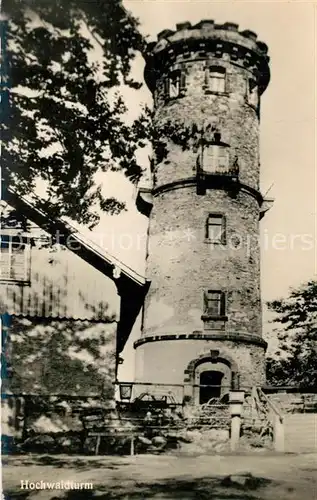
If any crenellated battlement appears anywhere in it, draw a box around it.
[145,20,270,94]
[156,20,268,53]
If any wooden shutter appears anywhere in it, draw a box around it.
[222,70,227,93]
[0,247,11,279]
[0,236,31,282]
[221,216,227,245]
[203,291,209,314]
[205,216,210,239]
[10,246,26,280]
[196,154,202,174]
[220,292,226,316]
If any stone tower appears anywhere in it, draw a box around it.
[134,20,272,404]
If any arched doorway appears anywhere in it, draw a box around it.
[199,370,224,404]
[184,350,239,405]
[193,360,231,404]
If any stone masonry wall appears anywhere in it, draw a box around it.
[154,59,260,190]
[134,338,266,402]
[143,187,261,337]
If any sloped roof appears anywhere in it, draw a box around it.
[3,187,146,286]
[0,244,120,322]
[1,187,148,353]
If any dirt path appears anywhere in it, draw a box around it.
[3,453,317,499]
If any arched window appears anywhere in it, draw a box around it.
[205,66,226,93]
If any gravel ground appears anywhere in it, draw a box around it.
[2,452,317,499]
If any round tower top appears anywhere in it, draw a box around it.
[144,19,270,94]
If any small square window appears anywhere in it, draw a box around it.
[203,145,229,174]
[203,290,226,317]
[0,235,31,283]
[169,74,180,98]
[164,71,186,100]
[205,66,226,93]
[206,214,226,244]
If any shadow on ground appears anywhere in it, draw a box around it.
[4,476,272,500]
[3,455,125,470]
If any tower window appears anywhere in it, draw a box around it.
[205,66,226,93]
[0,235,31,283]
[203,290,226,317]
[206,214,226,244]
[203,145,229,173]
[165,70,186,99]
[248,79,258,107]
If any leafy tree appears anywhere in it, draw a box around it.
[266,280,317,387]
[1,0,150,228]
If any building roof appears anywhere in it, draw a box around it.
[1,187,148,353]
[0,243,120,322]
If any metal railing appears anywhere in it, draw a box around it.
[257,388,284,422]
[116,381,246,407]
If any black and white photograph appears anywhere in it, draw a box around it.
[1,0,316,498]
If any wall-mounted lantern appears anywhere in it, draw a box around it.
[119,382,133,402]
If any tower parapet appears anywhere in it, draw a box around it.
[142,21,270,195]
[145,20,270,95]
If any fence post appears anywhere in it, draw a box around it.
[95,435,101,455]
[229,390,244,451]
[130,435,135,456]
[273,414,284,452]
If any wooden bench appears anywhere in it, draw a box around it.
[79,409,184,455]
[79,408,137,455]
[86,431,136,455]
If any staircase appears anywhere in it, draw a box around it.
[243,389,317,453]
[241,388,277,448]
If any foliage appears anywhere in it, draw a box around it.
[151,121,197,165]
[3,317,117,395]
[151,121,221,166]
[266,280,317,387]
[1,0,150,228]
